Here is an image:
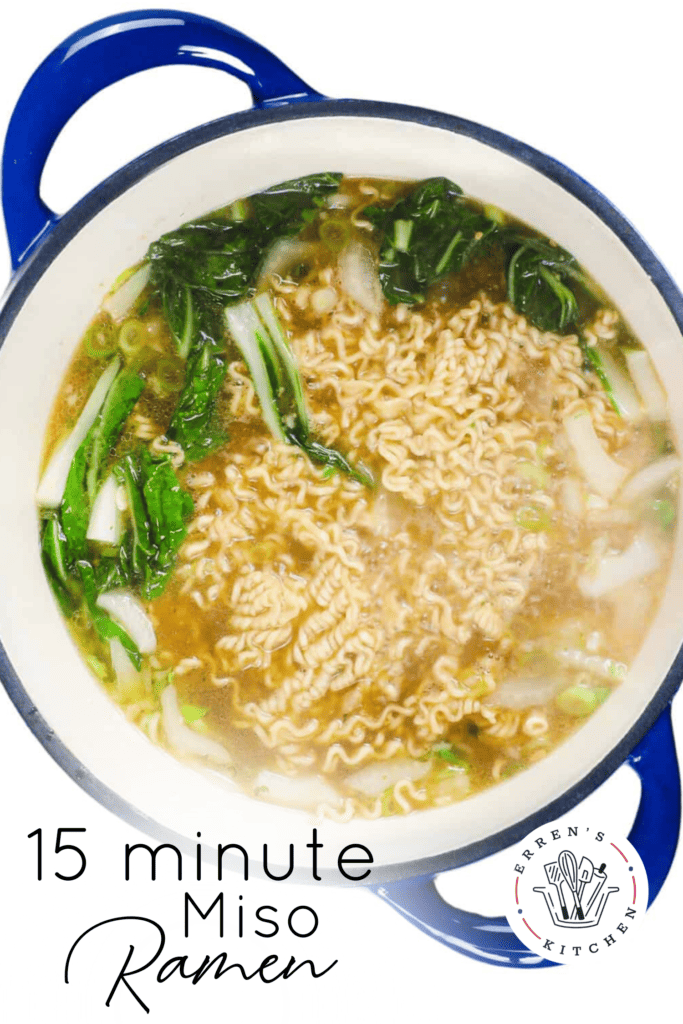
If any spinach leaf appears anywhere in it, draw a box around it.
[506,237,585,332]
[364,177,498,305]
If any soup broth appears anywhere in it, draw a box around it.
[38,174,678,819]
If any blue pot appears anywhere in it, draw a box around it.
[0,9,680,970]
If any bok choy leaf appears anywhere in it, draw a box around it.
[364,177,498,305]
[225,296,373,487]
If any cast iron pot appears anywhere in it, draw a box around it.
[0,9,680,969]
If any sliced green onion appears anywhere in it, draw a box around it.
[483,203,506,225]
[393,219,413,253]
[229,198,249,222]
[319,218,351,253]
[181,704,208,724]
[556,685,602,717]
[118,319,147,358]
[515,503,552,532]
[517,461,550,489]
[651,497,676,529]
[86,654,108,679]
[432,745,470,770]
[151,356,185,395]
[84,321,117,360]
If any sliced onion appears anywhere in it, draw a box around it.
[338,240,383,316]
[346,758,427,797]
[554,647,627,682]
[485,675,563,710]
[96,589,157,654]
[617,456,679,506]
[86,473,123,544]
[160,685,233,766]
[597,348,642,421]
[578,534,661,599]
[563,406,628,499]
[101,264,151,321]
[625,349,668,421]
[109,637,142,695]
[257,239,317,290]
[36,358,120,507]
[253,769,341,808]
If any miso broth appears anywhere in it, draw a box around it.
[37,174,678,818]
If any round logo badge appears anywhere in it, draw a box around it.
[504,821,648,965]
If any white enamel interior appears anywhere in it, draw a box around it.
[1,114,682,874]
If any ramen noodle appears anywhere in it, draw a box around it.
[37,174,679,819]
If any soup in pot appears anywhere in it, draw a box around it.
[37,174,678,819]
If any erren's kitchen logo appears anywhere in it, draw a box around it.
[504,821,648,965]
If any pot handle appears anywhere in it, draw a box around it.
[371,702,680,968]
[1,9,321,269]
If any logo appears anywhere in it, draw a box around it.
[504,821,648,964]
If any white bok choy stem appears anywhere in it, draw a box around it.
[86,473,124,545]
[160,684,234,767]
[625,349,668,421]
[36,357,120,508]
[563,405,628,499]
[338,239,383,316]
[96,589,157,654]
[617,455,679,506]
[594,347,642,422]
[578,534,661,599]
[101,263,151,322]
[224,300,287,442]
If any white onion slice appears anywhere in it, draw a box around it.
[257,238,317,289]
[160,685,233,766]
[554,648,627,682]
[485,676,563,710]
[338,240,382,315]
[109,637,141,692]
[101,263,151,321]
[617,456,679,506]
[625,349,668,421]
[346,758,427,797]
[578,535,661,599]
[563,407,628,499]
[86,473,123,544]
[254,769,341,808]
[597,348,642,421]
[36,358,120,507]
[96,589,157,654]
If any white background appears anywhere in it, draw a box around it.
[1,1,681,1019]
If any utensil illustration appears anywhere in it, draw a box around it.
[558,849,584,920]
[585,863,608,915]
[544,861,569,919]
[571,856,594,919]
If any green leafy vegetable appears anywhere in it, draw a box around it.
[77,561,142,669]
[167,313,228,461]
[139,449,194,598]
[225,295,373,487]
[41,514,77,616]
[147,173,342,460]
[86,365,145,502]
[507,237,586,332]
[364,177,498,305]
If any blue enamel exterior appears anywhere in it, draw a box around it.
[0,10,680,969]
[1,9,319,268]
[373,705,680,968]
